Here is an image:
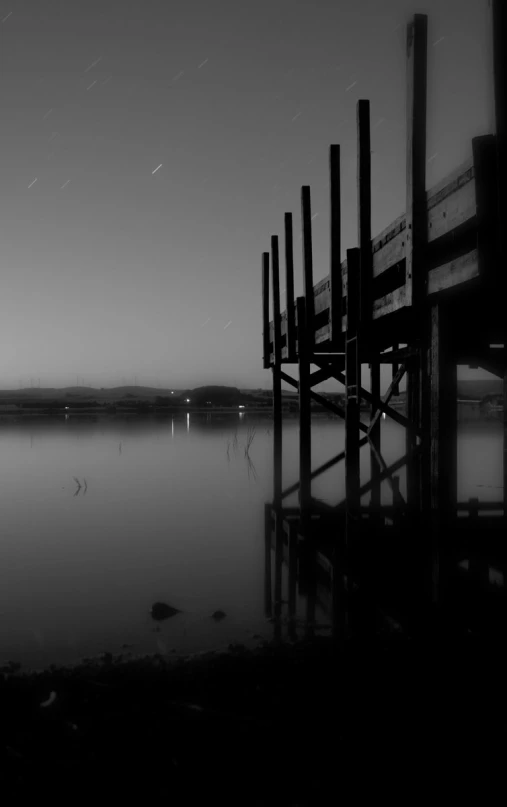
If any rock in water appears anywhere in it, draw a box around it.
[150,602,182,621]
[211,610,227,621]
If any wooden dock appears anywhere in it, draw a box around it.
[261,3,507,640]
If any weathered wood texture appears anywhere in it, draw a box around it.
[267,155,480,360]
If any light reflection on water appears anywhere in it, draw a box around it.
[0,410,502,671]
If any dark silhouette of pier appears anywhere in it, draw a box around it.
[262,4,507,641]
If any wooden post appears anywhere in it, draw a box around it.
[491,0,507,304]
[297,296,312,519]
[473,135,499,292]
[330,145,342,343]
[272,236,283,504]
[405,14,428,309]
[345,248,361,635]
[262,252,270,369]
[284,213,296,359]
[392,343,400,396]
[429,303,457,608]
[370,360,381,512]
[264,504,272,617]
[274,509,283,621]
[287,522,298,641]
[301,186,315,350]
[357,100,372,329]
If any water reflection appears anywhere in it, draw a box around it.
[0,412,502,670]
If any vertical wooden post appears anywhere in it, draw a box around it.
[262,252,270,369]
[264,504,273,618]
[392,343,400,396]
[429,303,457,608]
[504,370,507,522]
[357,100,372,328]
[491,1,507,303]
[297,296,312,519]
[284,213,296,359]
[272,236,283,505]
[301,186,315,350]
[370,360,381,511]
[405,14,428,309]
[473,135,499,292]
[287,522,298,641]
[345,248,361,635]
[274,509,283,621]
[330,145,342,343]
[346,249,361,509]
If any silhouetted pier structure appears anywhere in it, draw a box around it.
[262,3,507,639]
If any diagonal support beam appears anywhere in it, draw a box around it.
[367,363,408,435]
[280,368,368,432]
[334,446,421,508]
[312,358,416,436]
[367,436,407,506]
[280,436,370,500]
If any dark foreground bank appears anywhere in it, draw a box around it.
[1,634,505,802]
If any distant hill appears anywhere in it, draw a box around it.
[0,386,183,402]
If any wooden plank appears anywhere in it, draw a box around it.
[426,249,479,295]
[301,186,315,347]
[372,286,406,319]
[284,213,297,358]
[405,13,428,308]
[297,297,312,516]
[357,100,372,326]
[271,235,282,503]
[330,145,342,342]
[262,252,270,369]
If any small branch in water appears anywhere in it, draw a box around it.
[73,477,82,496]
[83,478,88,494]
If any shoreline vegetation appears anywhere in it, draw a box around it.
[0,380,502,417]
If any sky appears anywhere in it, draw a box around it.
[0,0,497,391]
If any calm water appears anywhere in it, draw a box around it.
[0,409,503,671]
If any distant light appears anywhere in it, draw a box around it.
[65,406,70,410]
[238,405,245,409]
[490,344,504,349]
[185,398,190,403]
[382,412,386,419]
[171,391,174,394]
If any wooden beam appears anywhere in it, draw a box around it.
[297,296,312,516]
[330,145,342,342]
[301,186,315,348]
[262,252,270,369]
[357,100,372,327]
[368,363,407,435]
[280,437,370,499]
[405,13,428,308]
[311,358,417,436]
[271,236,282,504]
[284,213,297,358]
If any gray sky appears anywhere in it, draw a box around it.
[0,0,495,390]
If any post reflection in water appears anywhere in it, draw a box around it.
[264,502,338,643]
